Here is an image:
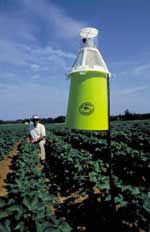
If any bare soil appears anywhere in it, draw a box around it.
[0,142,20,196]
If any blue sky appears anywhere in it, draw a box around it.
[0,0,149,120]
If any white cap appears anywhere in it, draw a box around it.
[80,27,99,39]
[32,114,40,120]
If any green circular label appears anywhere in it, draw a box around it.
[79,102,94,115]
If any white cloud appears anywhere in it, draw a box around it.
[0,39,74,80]
[110,59,150,79]
[133,63,150,76]
[109,59,150,114]
[47,47,75,59]
[112,86,147,96]
[22,0,86,39]
[32,74,40,80]
[0,13,36,43]
[0,72,16,79]
[110,84,149,114]
[32,46,75,60]
[0,40,28,66]
[0,83,68,120]
[28,45,74,76]
[30,64,40,71]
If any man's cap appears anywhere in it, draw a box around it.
[32,114,40,120]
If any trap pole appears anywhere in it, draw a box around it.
[107,74,115,212]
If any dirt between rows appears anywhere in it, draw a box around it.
[0,143,93,202]
[0,142,21,197]
[0,144,93,231]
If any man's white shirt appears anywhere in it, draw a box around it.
[27,123,46,141]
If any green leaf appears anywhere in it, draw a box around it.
[0,211,9,219]
[104,194,111,201]
[30,196,38,210]
[0,224,9,232]
[35,221,46,232]
[23,197,32,210]
[0,199,6,208]
[132,187,140,195]
[89,172,97,183]
[143,192,150,214]
[59,222,72,232]
[94,161,100,173]
[15,222,25,232]
[0,220,11,232]
[115,195,123,203]
[7,205,22,213]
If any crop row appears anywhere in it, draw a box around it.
[49,122,150,152]
[46,131,110,196]
[48,128,150,188]
[0,125,25,160]
[0,142,71,232]
[45,129,149,231]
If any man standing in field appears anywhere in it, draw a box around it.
[26,115,46,164]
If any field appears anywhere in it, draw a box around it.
[0,120,150,232]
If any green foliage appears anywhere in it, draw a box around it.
[0,143,71,231]
[0,120,150,231]
[0,124,25,160]
[143,192,150,214]
[45,120,150,230]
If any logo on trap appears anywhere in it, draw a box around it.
[79,102,95,115]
